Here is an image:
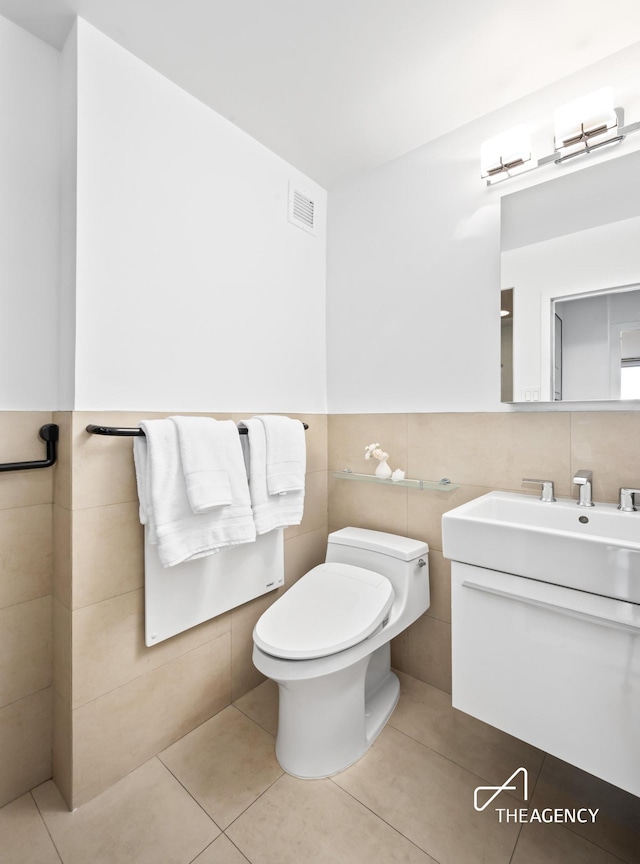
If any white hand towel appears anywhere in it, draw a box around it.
[133,419,255,567]
[243,418,305,535]
[254,415,306,494]
[170,416,241,513]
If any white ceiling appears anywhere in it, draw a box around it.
[3,0,640,188]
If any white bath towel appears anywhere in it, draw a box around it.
[254,414,307,494]
[170,416,243,513]
[243,417,305,535]
[133,419,256,567]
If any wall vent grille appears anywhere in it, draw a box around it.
[288,184,317,235]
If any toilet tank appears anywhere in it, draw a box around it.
[326,527,429,614]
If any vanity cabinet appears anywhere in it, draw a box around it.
[451,561,640,798]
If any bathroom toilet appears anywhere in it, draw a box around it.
[252,527,429,778]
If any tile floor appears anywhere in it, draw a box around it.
[1,672,639,864]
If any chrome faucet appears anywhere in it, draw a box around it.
[573,470,594,507]
[618,487,640,512]
[522,478,556,502]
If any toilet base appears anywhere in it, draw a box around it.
[272,645,400,779]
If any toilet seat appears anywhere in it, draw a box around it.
[253,562,395,660]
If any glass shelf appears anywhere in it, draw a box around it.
[332,470,458,492]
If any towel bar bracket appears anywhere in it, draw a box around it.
[86,424,144,437]
[0,423,59,473]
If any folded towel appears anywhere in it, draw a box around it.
[243,417,305,535]
[254,414,306,494]
[170,416,243,513]
[133,419,256,567]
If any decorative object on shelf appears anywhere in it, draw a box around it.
[364,442,393,478]
[391,469,406,482]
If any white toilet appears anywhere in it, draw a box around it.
[252,527,429,778]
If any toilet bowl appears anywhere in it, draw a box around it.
[252,527,429,778]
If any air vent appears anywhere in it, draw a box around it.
[288,183,317,235]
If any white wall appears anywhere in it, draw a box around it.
[327,41,640,413]
[70,19,327,412]
[58,21,78,410]
[0,15,60,409]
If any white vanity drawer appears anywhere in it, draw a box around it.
[451,561,640,797]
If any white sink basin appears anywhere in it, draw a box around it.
[442,491,640,604]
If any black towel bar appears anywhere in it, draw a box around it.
[0,424,59,473]
[86,422,308,437]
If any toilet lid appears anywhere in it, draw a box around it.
[253,563,395,660]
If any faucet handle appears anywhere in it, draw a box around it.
[522,478,556,502]
[618,487,640,512]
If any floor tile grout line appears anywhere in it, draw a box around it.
[220,832,255,864]
[153,754,225,836]
[156,707,285,843]
[561,826,632,864]
[384,720,539,807]
[186,836,219,864]
[327,773,444,863]
[29,790,65,864]
[186,833,253,864]
[222,769,285,835]
[506,821,525,864]
[524,753,631,864]
[230,694,277,738]
[527,751,546,803]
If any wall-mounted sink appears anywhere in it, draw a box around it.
[442,491,640,604]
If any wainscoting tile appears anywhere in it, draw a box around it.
[71,634,231,807]
[407,413,571,497]
[71,501,143,608]
[0,595,51,706]
[328,414,408,475]
[570,411,640,503]
[283,526,328,587]
[407,483,492,552]
[329,474,408,537]
[234,678,279,737]
[0,503,51,609]
[72,590,230,709]
[391,615,451,693]
[0,688,52,808]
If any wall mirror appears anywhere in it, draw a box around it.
[500,148,640,403]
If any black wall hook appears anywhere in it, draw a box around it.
[0,423,59,473]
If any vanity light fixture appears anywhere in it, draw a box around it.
[480,124,532,183]
[482,86,640,185]
[552,87,622,162]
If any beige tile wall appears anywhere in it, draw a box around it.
[52,411,328,808]
[4,407,636,811]
[0,412,54,808]
[328,411,640,693]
